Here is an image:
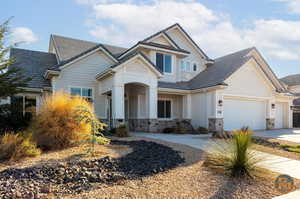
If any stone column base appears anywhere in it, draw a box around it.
[266,118,275,130]
[112,119,125,128]
[208,118,224,132]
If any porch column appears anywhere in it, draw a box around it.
[183,94,192,119]
[148,86,157,119]
[112,84,124,127]
[147,86,158,132]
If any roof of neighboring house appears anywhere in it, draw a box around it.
[280,74,300,86]
[158,47,254,90]
[51,34,128,62]
[10,48,57,88]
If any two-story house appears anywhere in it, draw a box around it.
[10,23,294,132]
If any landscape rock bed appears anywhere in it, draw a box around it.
[0,140,185,199]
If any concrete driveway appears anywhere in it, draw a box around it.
[254,128,300,144]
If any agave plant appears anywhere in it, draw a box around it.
[206,127,261,178]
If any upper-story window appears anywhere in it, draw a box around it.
[156,53,172,73]
[181,60,192,72]
[70,87,93,103]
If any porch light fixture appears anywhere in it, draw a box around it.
[218,100,223,107]
[272,104,275,109]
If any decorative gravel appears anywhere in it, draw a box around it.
[0,140,184,199]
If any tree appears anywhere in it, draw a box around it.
[0,19,30,98]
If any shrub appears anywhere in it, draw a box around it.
[73,105,109,156]
[197,126,209,134]
[116,124,129,137]
[0,132,41,161]
[0,104,31,134]
[175,122,186,134]
[163,127,175,134]
[206,127,261,178]
[31,91,94,150]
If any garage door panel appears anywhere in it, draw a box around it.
[224,99,266,130]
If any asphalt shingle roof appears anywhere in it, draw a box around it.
[280,74,300,86]
[10,48,57,88]
[51,35,128,62]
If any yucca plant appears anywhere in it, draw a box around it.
[206,127,261,178]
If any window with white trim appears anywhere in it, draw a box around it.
[157,100,171,118]
[186,61,191,72]
[70,87,93,103]
[156,53,172,73]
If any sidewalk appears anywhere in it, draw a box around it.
[134,133,300,198]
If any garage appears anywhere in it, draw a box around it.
[275,103,284,129]
[223,99,266,130]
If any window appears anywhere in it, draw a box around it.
[70,87,93,103]
[181,60,185,72]
[186,61,191,72]
[11,95,37,118]
[193,63,197,71]
[157,100,171,118]
[156,53,172,73]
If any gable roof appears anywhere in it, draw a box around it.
[280,74,300,86]
[10,48,57,89]
[51,34,127,62]
[158,48,253,90]
[142,23,211,60]
[159,47,287,92]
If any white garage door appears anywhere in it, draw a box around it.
[224,99,266,130]
[275,103,284,129]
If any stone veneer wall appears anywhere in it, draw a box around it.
[128,119,193,133]
[266,118,275,130]
[208,118,224,132]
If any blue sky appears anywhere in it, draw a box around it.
[1,0,300,78]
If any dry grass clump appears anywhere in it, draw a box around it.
[31,91,94,150]
[0,132,41,161]
[206,127,262,178]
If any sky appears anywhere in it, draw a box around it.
[1,0,300,78]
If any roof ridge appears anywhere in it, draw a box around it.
[51,34,127,50]
[214,47,255,61]
[11,47,55,55]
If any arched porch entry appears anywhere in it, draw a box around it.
[107,80,158,131]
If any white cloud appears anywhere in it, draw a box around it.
[10,27,38,44]
[274,0,300,14]
[76,0,300,61]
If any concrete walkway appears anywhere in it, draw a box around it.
[134,132,300,198]
[134,132,300,179]
[254,128,300,144]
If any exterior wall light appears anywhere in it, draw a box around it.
[272,104,275,109]
[218,100,223,107]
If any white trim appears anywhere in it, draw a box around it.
[147,32,179,49]
[157,97,173,119]
[59,47,118,70]
[165,25,206,59]
[157,85,227,95]
[223,94,271,101]
[119,43,189,59]
[156,52,174,75]
[69,86,94,102]
[112,54,163,77]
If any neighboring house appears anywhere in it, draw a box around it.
[280,74,300,127]
[10,23,294,132]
